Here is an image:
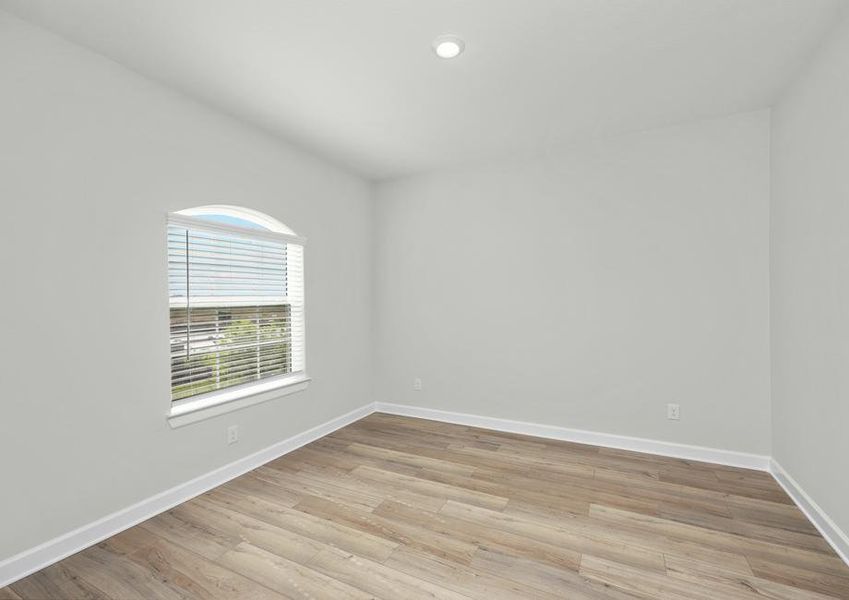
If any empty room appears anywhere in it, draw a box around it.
[1,1,848,598]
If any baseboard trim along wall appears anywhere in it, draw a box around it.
[376,402,849,569]
[374,402,771,471]
[770,459,849,566]
[4,401,848,587]
[0,402,374,589]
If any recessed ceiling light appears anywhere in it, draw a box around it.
[433,35,465,59]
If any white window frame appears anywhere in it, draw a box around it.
[165,209,309,428]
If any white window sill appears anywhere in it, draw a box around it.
[167,373,311,428]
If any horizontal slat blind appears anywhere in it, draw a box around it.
[167,216,305,401]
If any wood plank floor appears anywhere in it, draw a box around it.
[4,413,849,599]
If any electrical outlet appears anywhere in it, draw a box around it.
[667,403,680,420]
[413,377,423,391]
[227,425,239,445]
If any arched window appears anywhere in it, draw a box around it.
[166,206,307,423]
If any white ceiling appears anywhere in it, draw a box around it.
[2,0,845,180]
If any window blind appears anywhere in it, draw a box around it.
[167,215,305,401]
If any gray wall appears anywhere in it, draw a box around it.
[0,12,372,561]
[374,111,771,455]
[771,16,849,542]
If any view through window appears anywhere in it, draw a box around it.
[167,207,305,402]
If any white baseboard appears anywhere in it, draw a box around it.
[5,400,847,588]
[0,402,373,589]
[375,403,849,569]
[374,402,771,471]
[770,459,849,566]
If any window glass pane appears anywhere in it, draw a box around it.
[170,305,292,400]
[168,213,303,402]
[193,213,269,230]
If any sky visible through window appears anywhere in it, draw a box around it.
[195,213,268,230]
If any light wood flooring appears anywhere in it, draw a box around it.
[3,413,849,599]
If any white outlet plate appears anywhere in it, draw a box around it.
[667,403,680,420]
[413,378,422,391]
[227,425,239,445]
